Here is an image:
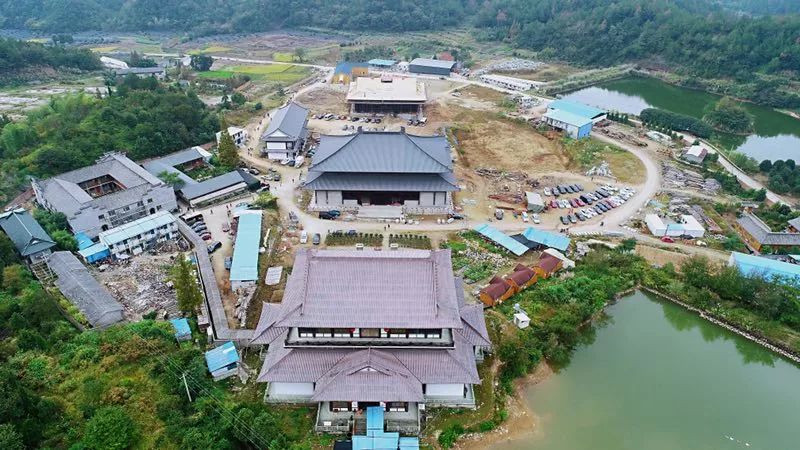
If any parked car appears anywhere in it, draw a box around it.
[532,214,541,224]
[300,230,308,244]
[552,187,561,197]
[200,232,212,241]
[328,210,342,217]
[319,211,336,220]
[222,223,230,233]
[312,233,321,245]
[522,211,529,222]
[494,209,504,220]
[558,185,567,194]
[568,214,577,224]
[248,168,260,175]
[661,236,675,243]
[207,241,222,253]
[543,187,551,196]
[224,256,232,270]
[594,205,604,214]
[193,224,208,233]
[256,186,270,194]
[560,216,569,225]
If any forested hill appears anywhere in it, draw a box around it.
[472,0,800,80]
[2,0,800,81]
[0,38,100,75]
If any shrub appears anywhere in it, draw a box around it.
[82,406,139,450]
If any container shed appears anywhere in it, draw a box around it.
[205,341,240,381]
[170,318,192,342]
[473,223,529,256]
[645,214,667,237]
[525,191,545,212]
[542,109,593,139]
[729,252,800,285]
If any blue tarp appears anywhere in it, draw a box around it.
[205,341,239,372]
[473,224,529,256]
[366,406,384,433]
[398,437,420,450]
[518,227,571,252]
[75,232,94,250]
[730,252,800,285]
[170,318,191,340]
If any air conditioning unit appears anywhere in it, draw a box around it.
[355,243,365,250]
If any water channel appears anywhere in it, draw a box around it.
[493,290,800,450]
[561,77,800,162]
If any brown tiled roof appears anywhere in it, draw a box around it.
[508,267,535,286]
[536,253,561,273]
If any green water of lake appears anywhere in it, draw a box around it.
[493,291,800,450]
[562,77,800,161]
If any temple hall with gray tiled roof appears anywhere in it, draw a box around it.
[304,129,458,216]
[251,248,490,434]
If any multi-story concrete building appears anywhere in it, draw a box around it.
[251,248,491,434]
[32,153,177,238]
[98,210,178,259]
[346,76,427,116]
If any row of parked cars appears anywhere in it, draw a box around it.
[183,213,223,254]
[312,113,384,124]
[543,183,584,196]
[558,186,637,225]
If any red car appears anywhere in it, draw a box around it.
[661,236,675,243]
[575,198,586,207]
[550,200,558,209]
[201,232,212,241]
[570,198,579,208]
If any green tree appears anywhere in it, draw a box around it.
[190,55,213,72]
[231,92,246,106]
[2,264,29,294]
[703,97,755,134]
[158,171,186,189]
[0,424,24,450]
[253,192,277,210]
[50,230,77,251]
[82,406,139,450]
[171,254,203,315]
[293,47,306,62]
[216,128,239,169]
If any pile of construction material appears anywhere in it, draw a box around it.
[473,59,545,76]
[95,255,179,319]
[476,168,539,197]
[586,161,613,178]
[234,288,256,327]
[662,163,721,194]
[596,127,647,147]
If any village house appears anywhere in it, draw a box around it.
[32,153,177,239]
[332,62,370,84]
[251,249,491,435]
[304,129,458,217]
[0,208,56,264]
[478,276,515,307]
[216,126,249,148]
[735,213,800,252]
[261,102,309,161]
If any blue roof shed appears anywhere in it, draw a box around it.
[170,318,192,341]
[543,109,593,139]
[473,224,530,256]
[77,242,111,264]
[230,212,262,284]
[205,341,240,373]
[515,227,572,252]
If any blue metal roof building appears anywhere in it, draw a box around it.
[543,109,593,139]
[549,99,607,122]
[473,224,530,256]
[205,341,240,380]
[729,252,800,285]
[513,227,572,252]
[170,318,192,341]
[230,212,263,288]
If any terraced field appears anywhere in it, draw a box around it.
[197,64,311,83]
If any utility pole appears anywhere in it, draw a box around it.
[182,372,192,402]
